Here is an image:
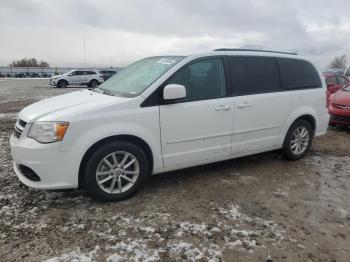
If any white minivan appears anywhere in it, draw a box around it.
[10,49,329,201]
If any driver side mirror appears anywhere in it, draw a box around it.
[163,84,186,101]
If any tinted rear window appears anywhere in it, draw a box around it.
[278,58,321,89]
[228,57,281,95]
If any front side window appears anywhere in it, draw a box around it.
[98,56,185,97]
[167,58,226,102]
[278,58,322,89]
[228,57,281,95]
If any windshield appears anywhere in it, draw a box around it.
[63,70,74,75]
[97,56,185,97]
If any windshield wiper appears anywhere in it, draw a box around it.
[90,87,116,96]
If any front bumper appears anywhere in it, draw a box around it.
[10,133,78,190]
[49,79,57,86]
[329,113,350,125]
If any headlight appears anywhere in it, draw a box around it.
[28,122,69,143]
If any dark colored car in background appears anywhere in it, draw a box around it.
[322,68,343,77]
[98,70,117,81]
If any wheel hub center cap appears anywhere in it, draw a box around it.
[114,168,123,176]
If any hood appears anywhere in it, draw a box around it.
[331,90,350,105]
[50,75,62,79]
[19,89,126,123]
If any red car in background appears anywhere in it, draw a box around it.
[329,84,350,127]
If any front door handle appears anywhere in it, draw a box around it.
[215,105,231,111]
[237,102,251,108]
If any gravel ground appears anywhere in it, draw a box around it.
[0,79,349,262]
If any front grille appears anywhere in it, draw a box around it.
[333,103,350,111]
[14,119,26,139]
[330,114,350,123]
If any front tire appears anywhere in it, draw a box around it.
[57,80,68,88]
[281,120,313,161]
[83,141,149,202]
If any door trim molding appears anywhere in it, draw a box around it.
[166,125,279,144]
[167,131,232,144]
[233,124,280,135]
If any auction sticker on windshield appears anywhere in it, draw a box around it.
[157,58,177,65]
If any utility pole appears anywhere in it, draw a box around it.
[83,36,87,68]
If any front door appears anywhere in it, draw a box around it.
[68,71,84,84]
[159,58,234,167]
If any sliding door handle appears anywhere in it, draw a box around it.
[215,105,231,111]
[237,103,251,108]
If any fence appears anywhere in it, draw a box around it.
[0,66,120,75]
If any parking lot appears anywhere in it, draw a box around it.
[0,79,349,261]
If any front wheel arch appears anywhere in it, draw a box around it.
[57,79,68,88]
[78,135,153,188]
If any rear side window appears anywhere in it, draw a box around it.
[278,58,321,89]
[228,57,281,96]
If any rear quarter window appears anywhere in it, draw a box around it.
[278,58,321,90]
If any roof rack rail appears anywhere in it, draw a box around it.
[213,48,298,55]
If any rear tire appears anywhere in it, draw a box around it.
[281,120,313,161]
[83,141,149,202]
[89,79,99,88]
[57,80,68,88]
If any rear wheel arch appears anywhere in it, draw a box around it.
[292,114,316,134]
[281,118,314,160]
[78,135,153,188]
[89,79,99,87]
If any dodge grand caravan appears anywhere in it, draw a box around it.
[10,49,329,201]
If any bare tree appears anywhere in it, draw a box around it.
[328,54,347,72]
[10,58,49,67]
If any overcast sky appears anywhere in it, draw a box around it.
[1,0,350,68]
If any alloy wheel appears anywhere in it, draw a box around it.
[95,151,140,194]
[290,126,310,155]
